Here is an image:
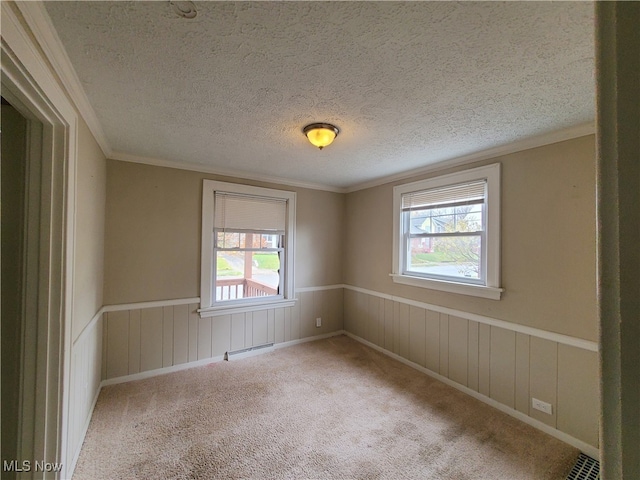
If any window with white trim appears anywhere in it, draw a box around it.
[391,163,502,300]
[200,180,296,316]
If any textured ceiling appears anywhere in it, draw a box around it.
[45,1,595,190]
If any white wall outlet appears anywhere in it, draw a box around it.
[316,317,322,327]
[532,398,553,415]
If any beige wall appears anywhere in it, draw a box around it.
[344,135,597,341]
[104,160,345,304]
[73,117,107,340]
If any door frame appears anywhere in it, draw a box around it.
[2,2,77,477]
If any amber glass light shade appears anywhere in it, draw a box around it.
[303,123,339,149]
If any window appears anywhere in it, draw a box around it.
[391,163,502,299]
[200,180,296,316]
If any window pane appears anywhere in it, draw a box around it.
[216,232,243,249]
[260,234,279,248]
[407,235,481,280]
[216,231,284,250]
[215,251,280,301]
[410,204,483,234]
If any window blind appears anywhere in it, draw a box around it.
[401,180,486,211]
[214,192,287,232]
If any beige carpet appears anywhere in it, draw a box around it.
[73,335,578,479]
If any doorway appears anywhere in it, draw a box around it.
[1,55,74,476]
[1,97,29,479]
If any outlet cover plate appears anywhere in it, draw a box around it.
[532,398,553,415]
[316,317,322,327]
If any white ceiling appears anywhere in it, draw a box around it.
[45,1,595,191]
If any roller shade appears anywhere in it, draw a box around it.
[214,192,287,232]
[402,180,486,211]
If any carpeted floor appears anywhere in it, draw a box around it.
[73,335,578,479]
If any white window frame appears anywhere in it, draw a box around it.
[199,180,296,317]
[391,163,503,300]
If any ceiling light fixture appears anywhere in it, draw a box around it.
[303,123,339,150]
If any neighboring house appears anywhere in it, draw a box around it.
[409,213,449,253]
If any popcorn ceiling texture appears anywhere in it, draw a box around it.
[46,2,594,189]
[72,336,578,479]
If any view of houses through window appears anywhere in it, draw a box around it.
[406,202,483,281]
[214,231,282,302]
[402,179,486,284]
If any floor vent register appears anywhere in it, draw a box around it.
[566,453,600,480]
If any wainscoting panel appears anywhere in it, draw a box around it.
[342,287,599,450]
[408,305,426,367]
[467,320,479,392]
[478,323,491,397]
[140,307,163,372]
[68,313,103,471]
[557,344,599,446]
[425,310,440,373]
[103,288,344,381]
[212,315,232,356]
[439,314,449,377]
[163,307,174,367]
[529,336,558,428]
[448,316,469,387]
[515,333,531,414]
[172,304,189,365]
[106,310,128,378]
[129,309,141,374]
[490,327,516,409]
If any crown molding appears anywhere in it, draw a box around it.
[345,122,596,193]
[14,1,113,158]
[111,120,594,195]
[110,151,347,193]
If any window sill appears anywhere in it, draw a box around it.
[198,298,297,318]
[389,274,503,300]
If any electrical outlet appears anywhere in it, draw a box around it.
[532,398,553,415]
[316,317,322,327]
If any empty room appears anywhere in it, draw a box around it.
[2,1,638,479]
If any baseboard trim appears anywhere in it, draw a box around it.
[101,330,345,387]
[274,330,345,350]
[101,355,225,387]
[344,331,600,460]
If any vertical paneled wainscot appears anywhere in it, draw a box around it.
[103,288,343,381]
[68,314,103,470]
[343,287,599,456]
